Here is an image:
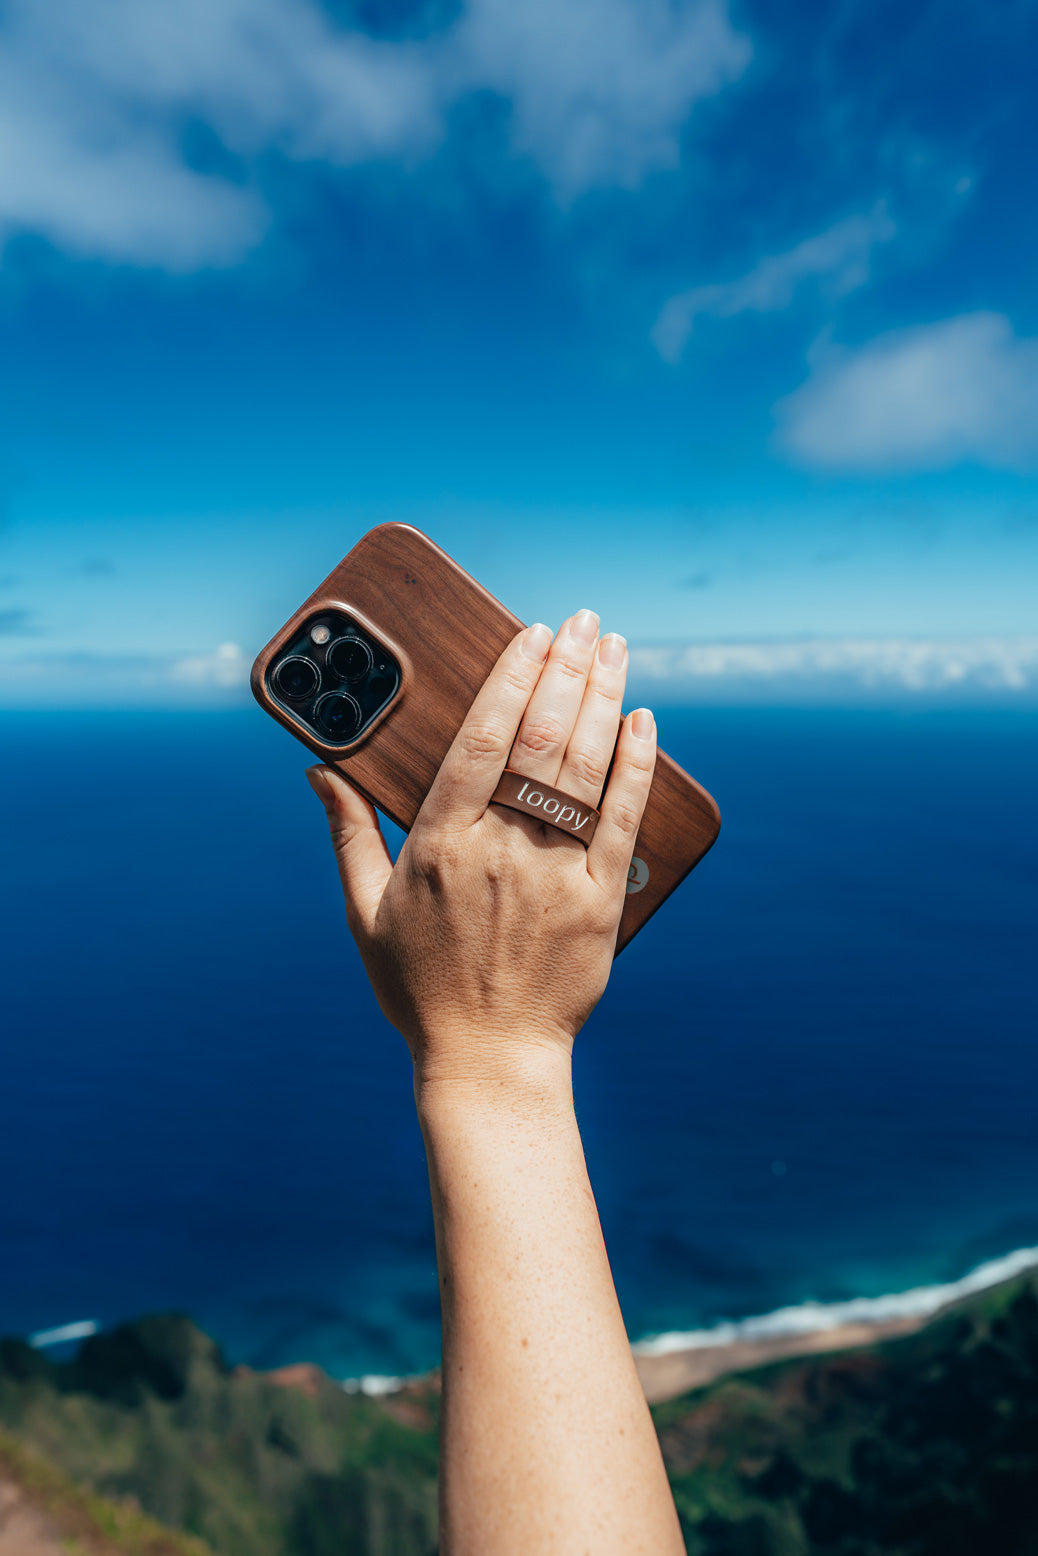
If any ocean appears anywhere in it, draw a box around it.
[2,706,1036,1381]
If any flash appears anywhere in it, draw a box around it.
[310,624,331,645]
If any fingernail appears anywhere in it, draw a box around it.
[598,632,627,670]
[571,608,600,645]
[631,708,655,741]
[521,622,553,661]
[306,765,333,803]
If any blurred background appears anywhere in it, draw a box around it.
[2,0,1037,1390]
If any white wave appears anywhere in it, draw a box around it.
[633,1245,1038,1357]
[341,1373,411,1396]
[29,1319,100,1349]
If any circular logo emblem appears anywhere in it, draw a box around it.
[626,857,650,895]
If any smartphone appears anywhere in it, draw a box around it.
[251,523,720,953]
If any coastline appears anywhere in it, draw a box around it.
[9,1259,1038,1556]
[338,1244,1038,1406]
[631,1243,1038,1403]
[334,1314,930,1412]
[27,1246,1038,1409]
[632,1313,926,1403]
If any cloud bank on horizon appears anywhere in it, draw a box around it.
[0,0,1036,703]
[630,635,1038,699]
[3,634,1037,707]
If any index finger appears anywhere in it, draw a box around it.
[419,622,554,831]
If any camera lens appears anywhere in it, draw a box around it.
[327,635,373,684]
[314,691,362,743]
[272,655,320,702]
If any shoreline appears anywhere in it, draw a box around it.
[631,1242,1038,1402]
[632,1312,926,1403]
[27,1246,1038,1411]
[337,1243,1038,1406]
[331,1313,931,1411]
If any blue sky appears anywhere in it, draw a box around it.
[1,0,1036,704]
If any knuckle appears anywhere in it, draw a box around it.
[409,829,459,883]
[327,815,364,857]
[500,663,536,698]
[406,829,437,874]
[624,742,657,777]
[480,833,516,886]
[459,720,506,762]
[588,677,623,710]
[609,797,643,838]
[554,652,587,683]
[514,715,567,759]
[565,744,608,792]
[326,816,353,852]
[590,895,622,936]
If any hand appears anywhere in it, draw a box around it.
[306,611,656,1090]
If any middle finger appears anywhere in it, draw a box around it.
[507,608,600,786]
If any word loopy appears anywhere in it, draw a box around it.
[513,779,592,834]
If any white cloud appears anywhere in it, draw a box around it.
[0,57,266,268]
[32,0,444,163]
[0,0,749,270]
[776,312,1038,472]
[457,0,751,199]
[3,635,1036,705]
[630,636,1038,694]
[653,206,895,363]
[0,642,251,702]
[169,642,249,686]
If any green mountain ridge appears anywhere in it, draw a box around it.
[660,1269,1038,1554]
[0,1317,439,1556]
[2,1268,1037,1556]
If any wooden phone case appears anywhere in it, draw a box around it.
[251,524,720,953]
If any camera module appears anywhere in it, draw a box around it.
[314,691,362,743]
[266,609,401,748]
[327,635,373,684]
[272,655,320,702]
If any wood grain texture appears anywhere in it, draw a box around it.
[251,523,721,952]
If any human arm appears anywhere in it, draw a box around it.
[307,611,685,1555]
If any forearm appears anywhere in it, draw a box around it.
[311,618,669,1548]
[417,1047,684,1556]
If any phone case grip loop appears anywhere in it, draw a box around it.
[489,769,600,845]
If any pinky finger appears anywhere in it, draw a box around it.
[587,708,657,893]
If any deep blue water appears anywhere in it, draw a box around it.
[1,707,1036,1377]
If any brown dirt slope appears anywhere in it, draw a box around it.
[0,1430,215,1556]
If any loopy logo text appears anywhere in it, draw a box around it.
[513,779,593,833]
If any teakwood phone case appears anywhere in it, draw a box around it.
[251,523,720,953]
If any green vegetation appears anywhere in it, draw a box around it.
[2,1271,1038,1555]
[0,1424,215,1556]
[659,1269,1038,1554]
[0,1316,439,1556]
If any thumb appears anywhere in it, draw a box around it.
[306,765,392,939]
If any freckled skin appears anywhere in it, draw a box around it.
[309,617,684,1556]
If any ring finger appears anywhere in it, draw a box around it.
[507,608,600,786]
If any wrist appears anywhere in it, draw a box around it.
[413,1034,575,1130]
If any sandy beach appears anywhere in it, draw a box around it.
[632,1313,926,1404]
